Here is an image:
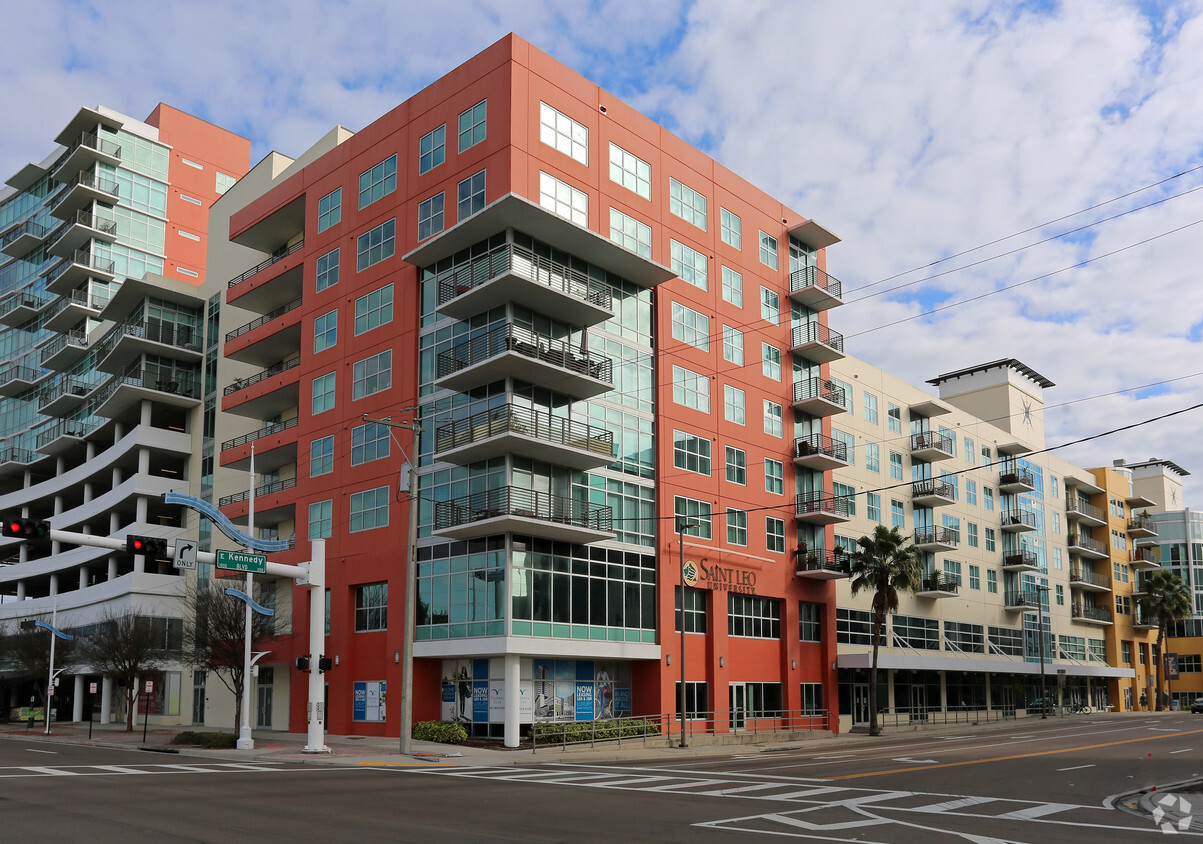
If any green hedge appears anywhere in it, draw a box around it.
[532,719,660,743]
[169,731,238,748]
[412,720,468,745]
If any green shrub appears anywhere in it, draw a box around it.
[412,720,468,745]
[170,731,238,748]
[531,719,660,743]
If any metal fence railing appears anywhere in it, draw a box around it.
[530,708,832,752]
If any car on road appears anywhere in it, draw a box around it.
[1189,698,1203,713]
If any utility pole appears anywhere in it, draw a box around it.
[676,516,698,748]
[363,411,422,757]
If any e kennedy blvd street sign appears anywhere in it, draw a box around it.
[216,550,267,573]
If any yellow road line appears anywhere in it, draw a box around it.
[829,727,1203,780]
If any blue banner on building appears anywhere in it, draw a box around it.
[473,681,489,722]
[575,682,593,721]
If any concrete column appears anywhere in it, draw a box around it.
[15,581,25,600]
[114,422,124,442]
[83,482,93,504]
[107,555,117,580]
[140,400,152,428]
[79,566,88,590]
[938,672,948,714]
[101,676,113,724]
[49,573,59,597]
[504,653,521,748]
[137,447,150,476]
[133,498,148,573]
[52,494,63,555]
[86,442,96,461]
[73,675,85,722]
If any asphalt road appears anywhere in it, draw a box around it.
[1,715,1196,842]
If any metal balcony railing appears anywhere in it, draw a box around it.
[434,486,611,534]
[999,466,1036,489]
[1132,547,1160,565]
[0,219,48,250]
[56,131,122,164]
[794,548,851,576]
[434,404,614,459]
[0,289,51,317]
[34,416,102,449]
[436,323,613,385]
[39,330,89,365]
[0,364,43,386]
[910,430,954,455]
[50,169,119,207]
[1001,508,1038,529]
[1069,568,1109,589]
[792,377,845,407]
[0,446,39,464]
[92,365,202,405]
[793,432,847,462]
[911,478,954,499]
[221,417,299,452]
[225,298,302,342]
[44,209,117,251]
[95,320,200,360]
[1004,589,1040,608]
[1066,498,1105,522]
[219,477,298,507]
[37,375,92,408]
[1072,604,1112,623]
[43,286,106,320]
[789,265,842,301]
[1128,515,1158,535]
[434,240,612,312]
[223,358,300,396]
[46,249,117,288]
[790,321,844,352]
[1067,533,1106,555]
[227,239,304,289]
[795,491,852,519]
[919,573,959,594]
[914,526,959,546]
[1003,548,1038,568]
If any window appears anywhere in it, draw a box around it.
[864,392,879,424]
[355,583,388,631]
[313,309,337,353]
[539,171,587,225]
[867,493,881,522]
[351,422,390,466]
[675,587,707,633]
[985,527,996,552]
[966,479,977,505]
[312,372,336,415]
[318,188,341,232]
[676,681,707,720]
[356,219,395,271]
[672,366,709,412]
[671,302,710,350]
[964,437,975,464]
[310,436,333,477]
[316,248,339,292]
[1054,548,1063,570]
[831,431,854,466]
[799,602,822,642]
[761,343,781,380]
[895,615,939,650]
[417,192,445,240]
[887,403,902,433]
[866,443,880,473]
[945,621,984,653]
[727,508,748,545]
[674,496,712,539]
[720,208,741,249]
[352,350,392,399]
[765,459,784,494]
[672,430,711,475]
[831,377,854,414]
[1122,641,1133,665]
[766,517,785,552]
[967,522,979,547]
[1051,512,1060,534]
[834,482,856,516]
[355,283,394,335]
[729,594,781,639]
[725,447,746,485]
[359,154,397,208]
[669,177,707,229]
[418,125,445,174]
[308,499,332,539]
[764,400,782,437]
[759,230,779,269]
[670,239,708,289]
[890,451,903,480]
[457,170,486,219]
[837,608,875,645]
[1055,584,1064,606]
[350,486,390,532]
[761,287,780,324]
[609,208,651,258]
[984,486,995,511]
[608,143,650,199]
[969,565,980,590]
[799,683,824,714]
[458,99,487,151]
[539,102,588,164]
[721,266,742,306]
[215,172,236,194]
[987,570,998,593]
[724,385,745,424]
[722,325,744,364]
[891,500,905,529]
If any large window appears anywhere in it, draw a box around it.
[418,192,445,240]
[945,621,984,653]
[727,508,748,545]
[765,459,784,495]
[799,602,822,642]
[313,309,337,353]
[725,446,746,485]
[458,100,487,151]
[316,248,339,292]
[672,365,709,412]
[359,154,397,208]
[350,486,390,532]
[609,208,651,258]
[351,422,390,466]
[724,385,745,424]
[722,325,744,364]
[310,436,333,477]
[729,594,781,639]
[759,231,778,269]
[674,496,713,539]
[308,499,332,539]
[894,615,939,649]
[761,343,781,380]
[317,187,341,232]
[669,177,707,230]
[676,681,707,720]
[312,372,336,415]
[799,683,824,714]
[672,430,711,475]
[670,239,707,289]
[761,287,780,324]
[539,171,587,225]
[539,102,588,164]
[721,266,742,306]
[609,143,650,199]
[675,587,707,633]
[671,302,710,350]
[352,350,392,399]
[355,583,388,631]
[356,219,395,271]
[457,170,486,219]
[720,208,741,249]
[354,283,393,335]
[764,400,782,437]
[418,125,445,175]
[836,608,875,645]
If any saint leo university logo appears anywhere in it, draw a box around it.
[1152,793,1193,834]
[681,559,699,587]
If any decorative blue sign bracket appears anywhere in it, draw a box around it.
[162,492,290,552]
[225,588,275,617]
[35,620,74,641]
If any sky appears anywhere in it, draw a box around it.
[2,0,1202,504]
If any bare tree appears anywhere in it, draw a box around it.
[1,616,77,719]
[78,610,173,731]
[180,580,287,731]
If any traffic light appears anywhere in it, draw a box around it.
[126,535,168,558]
[295,656,310,672]
[2,516,51,547]
[318,656,332,673]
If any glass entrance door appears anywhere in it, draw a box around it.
[191,671,206,725]
[853,683,870,725]
[730,683,747,731]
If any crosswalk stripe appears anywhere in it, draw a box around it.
[21,766,81,776]
[997,802,1079,820]
[914,796,998,812]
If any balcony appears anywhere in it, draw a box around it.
[1067,532,1108,560]
[0,446,40,467]
[435,404,614,471]
[35,416,100,456]
[220,477,298,507]
[790,321,845,364]
[51,131,122,181]
[998,465,1036,494]
[37,375,93,416]
[50,169,119,219]
[219,477,298,527]
[434,240,613,326]
[43,287,105,333]
[792,377,846,416]
[435,323,612,399]
[433,486,612,544]
[93,367,203,419]
[39,330,90,370]
[45,249,116,294]
[1000,508,1038,532]
[910,430,955,462]
[1004,589,1041,611]
[795,491,852,525]
[225,240,305,312]
[1065,497,1106,527]
[788,265,844,310]
[221,358,301,419]
[1132,577,1148,598]
[0,219,49,258]
[1130,547,1161,570]
[220,417,300,473]
[1127,515,1158,538]
[1071,604,1113,626]
[794,548,851,580]
[1002,548,1039,572]
[0,364,47,397]
[1069,567,1111,593]
[0,289,52,327]
[917,573,959,598]
[792,433,850,471]
[1134,612,1157,630]
[223,298,303,367]
[96,321,202,374]
[913,526,958,552]
[911,478,955,507]
[46,209,118,258]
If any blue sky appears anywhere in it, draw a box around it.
[3,0,1203,502]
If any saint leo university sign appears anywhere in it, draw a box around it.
[682,558,756,594]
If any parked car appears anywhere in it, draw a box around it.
[1028,698,1055,714]
[1189,698,1203,714]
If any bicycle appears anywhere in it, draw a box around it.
[1069,701,1092,714]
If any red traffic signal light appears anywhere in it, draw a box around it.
[2,516,51,544]
[126,535,168,557]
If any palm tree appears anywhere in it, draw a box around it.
[1139,568,1191,711]
[848,525,923,736]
